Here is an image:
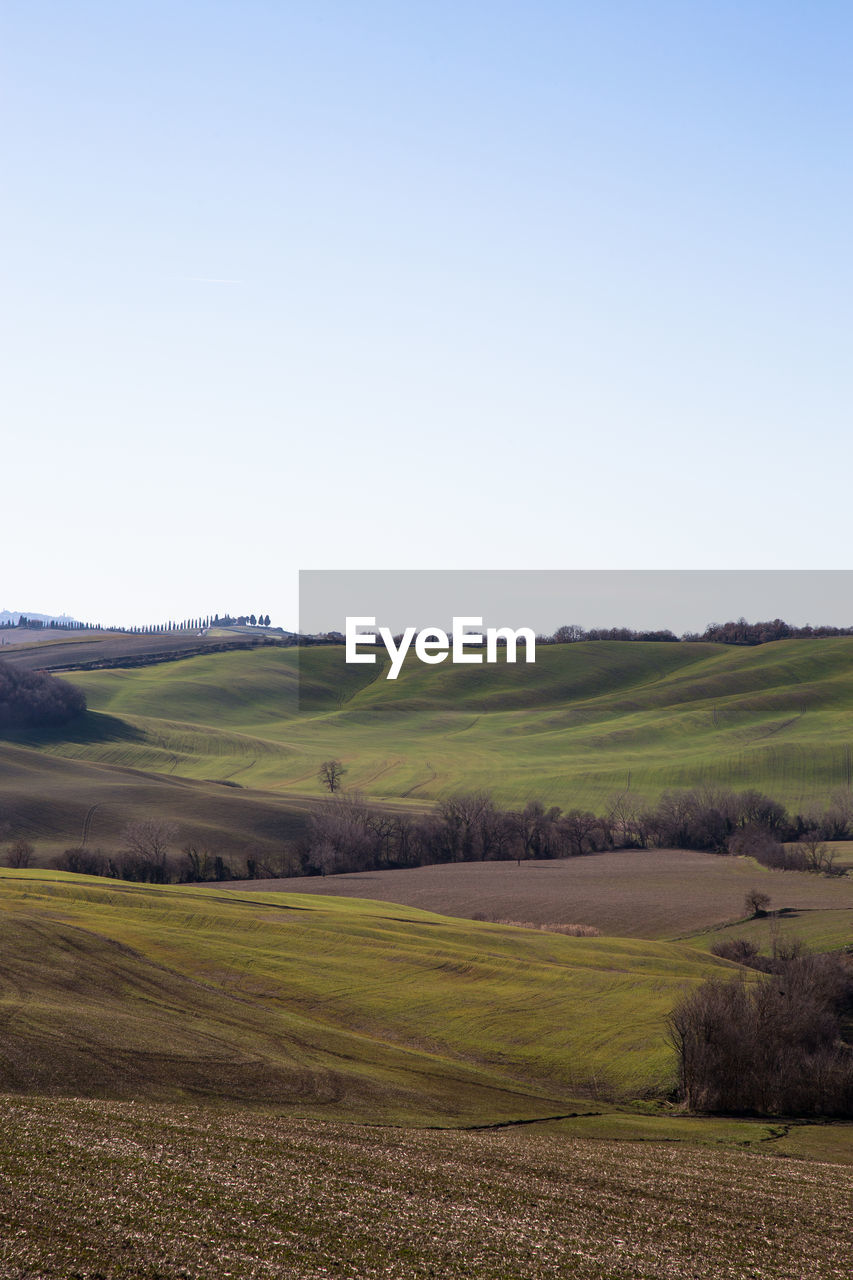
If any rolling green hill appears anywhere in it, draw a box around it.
[4,638,853,856]
[0,869,732,1122]
[17,639,853,808]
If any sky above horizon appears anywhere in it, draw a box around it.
[3,2,853,629]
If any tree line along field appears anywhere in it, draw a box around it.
[5,636,853,863]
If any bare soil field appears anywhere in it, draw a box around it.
[0,629,285,673]
[1,1096,851,1280]
[225,848,853,939]
[0,628,73,647]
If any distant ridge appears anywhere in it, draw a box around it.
[0,610,294,636]
[0,610,78,626]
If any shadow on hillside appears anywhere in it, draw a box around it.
[2,711,147,749]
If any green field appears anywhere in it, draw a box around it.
[6,638,853,858]
[4,630,853,1279]
[0,868,737,1122]
[37,638,853,811]
[2,867,851,1278]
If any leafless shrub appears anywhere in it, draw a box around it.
[728,823,787,863]
[54,847,106,875]
[799,830,844,876]
[711,938,766,968]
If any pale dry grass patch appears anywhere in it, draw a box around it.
[490,919,602,936]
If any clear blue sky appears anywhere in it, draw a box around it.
[3,2,852,628]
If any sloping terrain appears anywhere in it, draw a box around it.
[0,628,283,672]
[56,639,853,808]
[5,637,853,854]
[0,737,313,859]
[0,870,730,1121]
[2,1097,851,1280]
[223,847,853,941]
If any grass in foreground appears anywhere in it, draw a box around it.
[0,869,733,1120]
[0,1096,851,1280]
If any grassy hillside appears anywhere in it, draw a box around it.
[0,737,316,861]
[6,637,853,853]
[33,638,853,797]
[0,869,732,1121]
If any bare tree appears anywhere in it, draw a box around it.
[558,809,602,858]
[668,954,853,1116]
[798,830,841,875]
[819,791,853,840]
[123,818,178,860]
[439,793,502,862]
[55,847,104,875]
[313,841,339,876]
[744,888,771,917]
[606,791,645,848]
[5,838,34,868]
[307,792,374,872]
[182,842,213,881]
[120,818,178,881]
[318,760,346,793]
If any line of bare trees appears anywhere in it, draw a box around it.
[301,793,609,876]
[299,785,853,877]
[604,785,852,874]
[541,618,853,645]
[6,783,851,883]
[49,821,237,883]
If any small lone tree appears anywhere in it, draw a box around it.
[799,830,841,875]
[744,887,771,917]
[318,760,346,793]
[5,838,34,868]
